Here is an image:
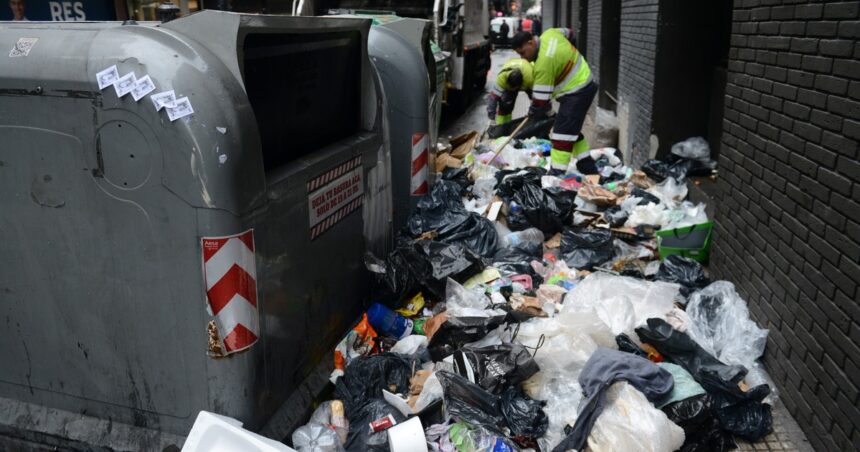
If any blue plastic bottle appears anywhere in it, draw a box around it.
[366,303,414,339]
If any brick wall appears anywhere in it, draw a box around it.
[617,0,660,166]
[587,0,602,84]
[711,1,860,450]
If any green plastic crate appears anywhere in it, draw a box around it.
[657,221,714,263]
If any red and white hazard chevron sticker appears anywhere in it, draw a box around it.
[201,229,258,354]
[411,133,429,196]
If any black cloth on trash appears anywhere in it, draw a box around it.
[552,347,675,452]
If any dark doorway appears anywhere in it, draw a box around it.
[651,0,733,160]
[598,0,621,110]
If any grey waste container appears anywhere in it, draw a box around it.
[0,10,389,450]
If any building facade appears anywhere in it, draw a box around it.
[542,0,860,449]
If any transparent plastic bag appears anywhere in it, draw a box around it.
[445,278,491,317]
[663,201,709,230]
[587,382,685,452]
[671,136,710,161]
[535,377,584,451]
[292,422,344,452]
[685,282,769,389]
[561,273,679,342]
[626,202,665,228]
[647,177,688,205]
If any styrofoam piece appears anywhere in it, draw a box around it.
[182,411,296,452]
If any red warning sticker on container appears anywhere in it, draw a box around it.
[201,229,258,354]
[306,156,364,240]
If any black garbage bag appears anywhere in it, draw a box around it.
[427,313,507,361]
[642,159,692,182]
[655,255,710,297]
[711,388,774,441]
[407,180,498,257]
[495,167,546,202]
[452,343,540,394]
[334,353,414,420]
[630,187,662,205]
[636,319,774,440]
[366,240,485,304]
[635,318,748,396]
[500,386,549,438]
[344,398,408,452]
[513,183,573,234]
[441,166,472,191]
[491,245,544,286]
[603,205,629,228]
[665,153,718,178]
[615,333,648,358]
[663,395,736,452]
[560,227,614,270]
[436,370,505,432]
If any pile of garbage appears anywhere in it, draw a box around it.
[293,134,771,452]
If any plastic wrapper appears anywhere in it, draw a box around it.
[560,227,614,270]
[292,422,345,452]
[586,382,685,452]
[671,137,711,161]
[391,334,429,355]
[334,353,414,419]
[407,180,499,257]
[655,255,710,298]
[365,240,485,304]
[447,421,497,452]
[453,343,540,394]
[445,278,491,317]
[436,371,505,432]
[663,202,709,230]
[500,386,549,438]
[656,362,706,408]
[662,395,736,452]
[344,399,407,452]
[562,273,679,341]
[685,282,769,386]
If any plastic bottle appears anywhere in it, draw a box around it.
[367,303,413,339]
[500,227,544,249]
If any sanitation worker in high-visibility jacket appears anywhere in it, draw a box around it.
[513,28,598,174]
[486,58,534,125]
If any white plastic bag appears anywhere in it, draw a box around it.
[671,136,710,161]
[648,177,688,205]
[663,201,708,230]
[587,382,685,452]
[391,335,429,355]
[444,278,490,317]
[413,371,443,412]
[626,202,665,228]
[686,281,769,385]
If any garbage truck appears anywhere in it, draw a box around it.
[314,0,492,111]
[0,10,407,450]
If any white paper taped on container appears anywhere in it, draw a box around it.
[114,72,137,97]
[166,96,194,121]
[96,65,119,90]
[151,90,176,111]
[131,75,156,101]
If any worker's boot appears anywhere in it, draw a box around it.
[571,137,598,175]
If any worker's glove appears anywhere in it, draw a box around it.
[528,103,550,120]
